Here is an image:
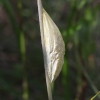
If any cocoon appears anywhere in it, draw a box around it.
[42,9,65,82]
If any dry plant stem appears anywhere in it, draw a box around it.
[46,72,53,100]
[91,91,100,100]
[37,0,52,100]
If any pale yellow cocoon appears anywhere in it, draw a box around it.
[42,9,65,82]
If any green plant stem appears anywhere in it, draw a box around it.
[20,31,28,100]
[17,0,29,100]
[1,0,29,99]
[51,82,54,93]
[62,58,71,99]
[37,0,52,100]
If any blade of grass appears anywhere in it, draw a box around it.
[0,0,20,40]
[1,0,29,100]
[62,58,71,99]
[17,0,29,99]
[20,31,29,100]
[51,82,54,92]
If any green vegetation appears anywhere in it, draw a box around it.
[0,0,100,100]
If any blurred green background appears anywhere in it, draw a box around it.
[0,0,100,100]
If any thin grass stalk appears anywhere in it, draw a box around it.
[37,0,52,100]
[1,0,29,99]
[17,0,29,100]
[90,91,100,100]
[62,58,71,99]
[51,82,54,93]
[19,31,28,100]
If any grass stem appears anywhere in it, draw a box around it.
[37,0,52,100]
